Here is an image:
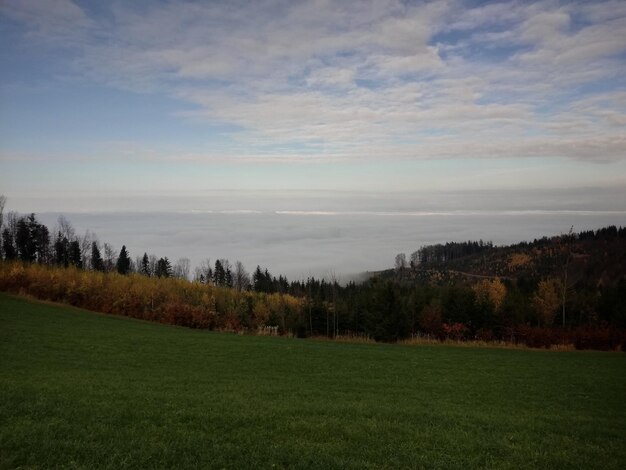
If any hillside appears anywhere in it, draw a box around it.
[1,294,625,469]
[2,223,625,347]
[380,226,626,289]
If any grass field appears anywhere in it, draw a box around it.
[1,294,625,469]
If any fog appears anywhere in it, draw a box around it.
[29,188,626,280]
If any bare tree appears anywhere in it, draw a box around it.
[233,260,251,291]
[0,195,6,232]
[80,231,95,270]
[149,254,158,276]
[103,243,116,272]
[57,215,76,241]
[193,258,213,283]
[173,257,191,280]
[135,255,144,274]
[395,253,407,271]
[7,211,19,240]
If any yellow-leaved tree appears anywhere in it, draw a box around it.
[472,278,507,314]
[532,279,561,326]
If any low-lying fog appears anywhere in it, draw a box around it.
[22,188,626,280]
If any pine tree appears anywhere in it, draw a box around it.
[116,245,131,275]
[91,242,105,271]
[214,259,225,286]
[68,240,82,268]
[2,228,16,260]
[54,233,70,267]
[140,253,151,276]
[155,257,171,278]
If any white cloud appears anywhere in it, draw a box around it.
[2,0,626,163]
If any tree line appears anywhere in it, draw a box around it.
[0,198,624,350]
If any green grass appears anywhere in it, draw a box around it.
[1,294,625,469]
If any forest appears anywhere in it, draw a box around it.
[0,198,625,350]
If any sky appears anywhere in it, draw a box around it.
[1,0,626,212]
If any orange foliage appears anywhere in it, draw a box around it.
[508,253,532,269]
[0,261,304,333]
[532,278,561,326]
[472,278,507,313]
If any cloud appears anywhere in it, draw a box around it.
[2,0,626,163]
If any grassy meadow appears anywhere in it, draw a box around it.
[1,294,625,469]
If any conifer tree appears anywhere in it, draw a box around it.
[155,257,172,278]
[141,253,151,276]
[116,245,131,275]
[91,242,105,272]
[54,233,69,267]
[68,240,82,268]
[2,228,15,260]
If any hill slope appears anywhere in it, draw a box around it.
[381,227,626,289]
[1,294,625,469]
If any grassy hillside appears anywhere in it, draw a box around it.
[1,294,625,469]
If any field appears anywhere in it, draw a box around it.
[1,294,625,469]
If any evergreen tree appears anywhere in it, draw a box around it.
[140,253,151,276]
[116,245,131,275]
[91,242,105,271]
[15,217,34,262]
[2,228,16,260]
[155,257,172,278]
[68,240,82,268]
[54,233,70,267]
[214,259,225,286]
[14,214,48,263]
[253,265,264,291]
[33,223,50,264]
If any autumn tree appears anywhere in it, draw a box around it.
[532,279,560,326]
[473,278,507,313]
[419,300,443,336]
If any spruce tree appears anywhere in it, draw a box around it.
[54,233,69,267]
[140,253,150,276]
[91,242,104,271]
[2,228,16,260]
[68,240,82,268]
[155,257,171,278]
[214,259,225,286]
[116,245,131,275]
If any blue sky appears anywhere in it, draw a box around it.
[1,0,626,212]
